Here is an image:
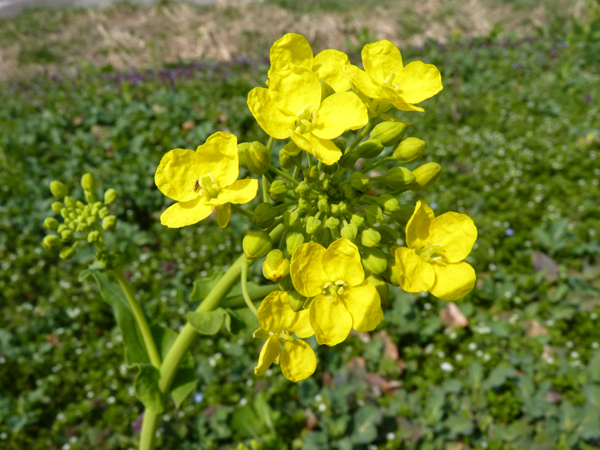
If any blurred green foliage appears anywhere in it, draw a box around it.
[1,12,600,450]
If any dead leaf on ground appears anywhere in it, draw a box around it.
[440,302,469,329]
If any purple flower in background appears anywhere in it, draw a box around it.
[194,393,204,403]
[430,202,438,210]
[505,228,514,236]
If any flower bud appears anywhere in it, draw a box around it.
[392,204,416,227]
[305,217,322,235]
[269,180,288,202]
[51,201,64,214]
[262,250,290,282]
[59,246,76,260]
[284,141,302,156]
[237,142,250,170]
[357,139,384,159]
[297,198,310,213]
[295,181,312,198]
[283,210,299,229]
[325,217,340,230]
[385,167,416,191]
[410,162,441,191]
[64,196,76,209]
[317,197,330,213]
[350,214,364,228]
[342,183,357,199]
[383,248,400,286]
[370,121,409,147]
[320,81,335,102]
[361,247,387,274]
[341,223,358,241]
[322,162,338,174]
[393,137,426,164]
[98,207,110,219]
[243,231,272,260]
[44,217,59,231]
[246,142,271,176]
[279,149,295,170]
[50,181,68,199]
[361,228,381,247]
[287,290,307,312]
[349,172,370,192]
[81,173,96,192]
[57,224,67,234]
[61,229,75,242]
[333,139,346,152]
[377,194,400,214]
[104,189,118,205]
[102,215,117,231]
[377,225,399,245]
[338,152,359,168]
[286,232,304,255]
[279,275,294,291]
[217,203,233,228]
[76,222,88,233]
[251,203,276,229]
[365,205,383,226]
[87,231,100,243]
[303,166,320,182]
[85,191,96,204]
[76,200,85,210]
[43,235,62,251]
[367,274,390,307]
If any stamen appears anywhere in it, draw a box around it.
[337,287,344,295]
[323,282,332,289]
[335,280,345,286]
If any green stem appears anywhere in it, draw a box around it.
[219,284,279,308]
[139,411,158,450]
[361,156,395,173]
[269,166,300,186]
[266,136,274,151]
[262,175,269,203]
[240,261,258,316]
[113,270,161,369]
[231,204,253,219]
[333,119,379,182]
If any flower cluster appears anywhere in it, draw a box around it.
[150,33,478,382]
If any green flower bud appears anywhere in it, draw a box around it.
[361,228,381,247]
[377,225,399,244]
[297,198,310,213]
[69,212,77,220]
[362,247,387,274]
[317,197,330,213]
[243,231,273,260]
[237,142,250,170]
[57,224,67,234]
[81,173,96,192]
[332,139,346,152]
[306,217,322,235]
[102,215,117,231]
[104,189,118,205]
[286,231,304,255]
[392,204,416,226]
[67,220,77,230]
[367,274,390,307]
[60,208,69,219]
[86,216,96,226]
[320,80,335,102]
[342,183,357,199]
[50,181,68,199]
[51,201,64,214]
[325,217,340,230]
[383,247,400,286]
[349,172,370,192]
[262,250,290,282]
[76,222,88,233]
[76,200,85,210]
[44,217,59,231]
[269,180,288,203]
[64,196,76,209]
[370,121,409,147]
[322,162,338,175]
[283,141,302,156]
[330,204,340,215]
[338,152,359,168]
[252,203,276,229]
[98,207,110,219]
[365,205,383,226]
[279,149,295,170]
[85,191,96,204]
[357,139,384,159]
[350,214,364,228]
[43,235,62,251]
[279,275,294,291]
[385,167,416,191]
[59,246,76,260]
[246,142,271,176]
[287,290,307,312]
[61,229,75,242]
[295,181,312,198]
[283,210,299,229]
[303,166,320,182]
[378,194,400,214]
[87,231,100,243]
[341,223,358,241]
[393,137,426,164]
[410,162,441,191]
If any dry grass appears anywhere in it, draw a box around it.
[0,0,592,81]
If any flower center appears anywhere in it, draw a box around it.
[269,330,293,342]
[294,105,318,134]
[322,280,348,299]
[417,242,443,262]
[383,73,401,91]
[194,173,221,199]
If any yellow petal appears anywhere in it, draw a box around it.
[195,132,239,188]
[313,49,351,92]
[396,61,443,105]
[309,295,353,346]
[405,200,435,251]
[306,133,343,165]
[429,261,476,301]
[155,148,199,202]
[362,39,404,85]
[269,33,313,71]
[428,212,477,263]
[321,238,364,287]
[257,291,314,338]
[254,335,281,376]
[281,339,317,382]
[253,327,270,339]
[216,203,231,229]
[346,64,382,99]
[205,178,258,207]
[160,197,214,228]
[269,64,321,115]
[248,87,295,140]
[395,247,435,293]
[392,99,425,113]
[312,92,368,140]
[290,242,329,297]
[342,281,383,332]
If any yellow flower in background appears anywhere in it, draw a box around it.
[155,132,258,228]
[395,200,477,301]
[346,39,443,114]
[254,291,316,382]
[290,238,383,346]
[269,33,352,92]
[248,65,368,165]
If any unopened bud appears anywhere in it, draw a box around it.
[287,290,308,312]
[262,250,290,282]
[378,194,400,214]
[283,210,299,229]
[317,198,329,213]
[279,149,295,170]
[410,162,441,191]
[243,231,272,260]
[44,217,59,231]
[350,214,364,228]
[269,180,288,202]
[61,229,75,242]
[283,141,302,156]
[383,248,400,286]
[341,223,358,241]
[43,235,62,251]
[357,139,384,159]
[392,204,416,227]
[295,181,312,198]
[385,167,416,191]
[51,201,64,214]
[367,274,390,307]
[59,246,76,260]
[102,215,117,231]
[87,231,100,243]
[104,189,118,205]
[361,228,381,247]
[237,142,250,170]
[325,217,340,230]
[377,225,399,244]
[370,121,409,147]
[332,139,346,152]
[349,172,370,192]
[81,173,96,192]
[338,152,359,168]
[252,203,276,229]
[320,81,335,101]
[216,204,232,229]
[322,162,338,174]
[279,275,294,291]
[365,205,383,226]
[362,247,387,274]
[393,137,426,164]
[305,217,322,235]
[64,196,76,209]
[246,142,271,176]
[76,222,87,233]
[286,232,305,255]
[50,181,68,199]
[98,207,110,219]
[303,166,319,182]
[57,224,67,234]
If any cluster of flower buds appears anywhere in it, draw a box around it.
[43,173,120,266]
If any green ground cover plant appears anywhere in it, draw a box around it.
[1,11,600,450]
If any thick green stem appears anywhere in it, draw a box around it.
[240,261,258,316]
[139,411,159,450]
[262,175,269,203]
[113,270,161,368]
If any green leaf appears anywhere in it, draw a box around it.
[352,405,381,444]
[189,272,223,303]
[445,415,474,437]
[486,364,516,388]
[559,401,580,433]
[580,404,600,440]
[229,406,265,439]
[468,361,484,390]
[225,307,259,335]
[188,308,227,335]
[588,352,600,382]
[583,383,600,409]
[134,364,165,414]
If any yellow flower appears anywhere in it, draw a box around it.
[346,39,443,114]
[254,291,316,382]
[248,65,368,165]
[290,238,383,346]
[155,132,258,228]
[394,200,477,301]
[268,33,352,92]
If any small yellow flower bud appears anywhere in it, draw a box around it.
[385,167,416,191]
[98,207,110,219]
[283,210,299,229]
[216,204,232,229]
[87,231,100,243]
[283,141,302,156]
[102,215,117,231]
[367,274,390,307]
[64,196,76,209]
[243,231,273,260]
[325,217,340,230]
[76,200,85,210]
[57,224,67,234]
[104,189,118,205]
[410,162,441,191]
[287,290,307,312]
[332,139,346,152]
[393,137,426,164]
[392,204,416,226]
[365,205,383,226]
[305,217,322,235]
[362,247,387,274]
[350,214,364,228]
[357,139,384,159]
[361,228,381,247]
[269,180,288,202]
[377,194,400,214]
[279,149,295,169]
[286,231,304,255]
[338,152,359,168]
[370,121,409,147]
[51,201,64,215]
[61,229,75,242]
[43,235,62,251]
[252,203,276,229]
[44,217,59,231]
[262,250,290,282]
[317,198,329,213]
[81,173,96,192]
[377,225,399,245]
[76,222,87,233]
[59,246,76,260]
[85,191,96,204]
[279,275,294,291]
[341,223,358,241]
[349,172,370,191]
[246,142,271,176]
[86,216,96,226]
[50,181,68,199]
